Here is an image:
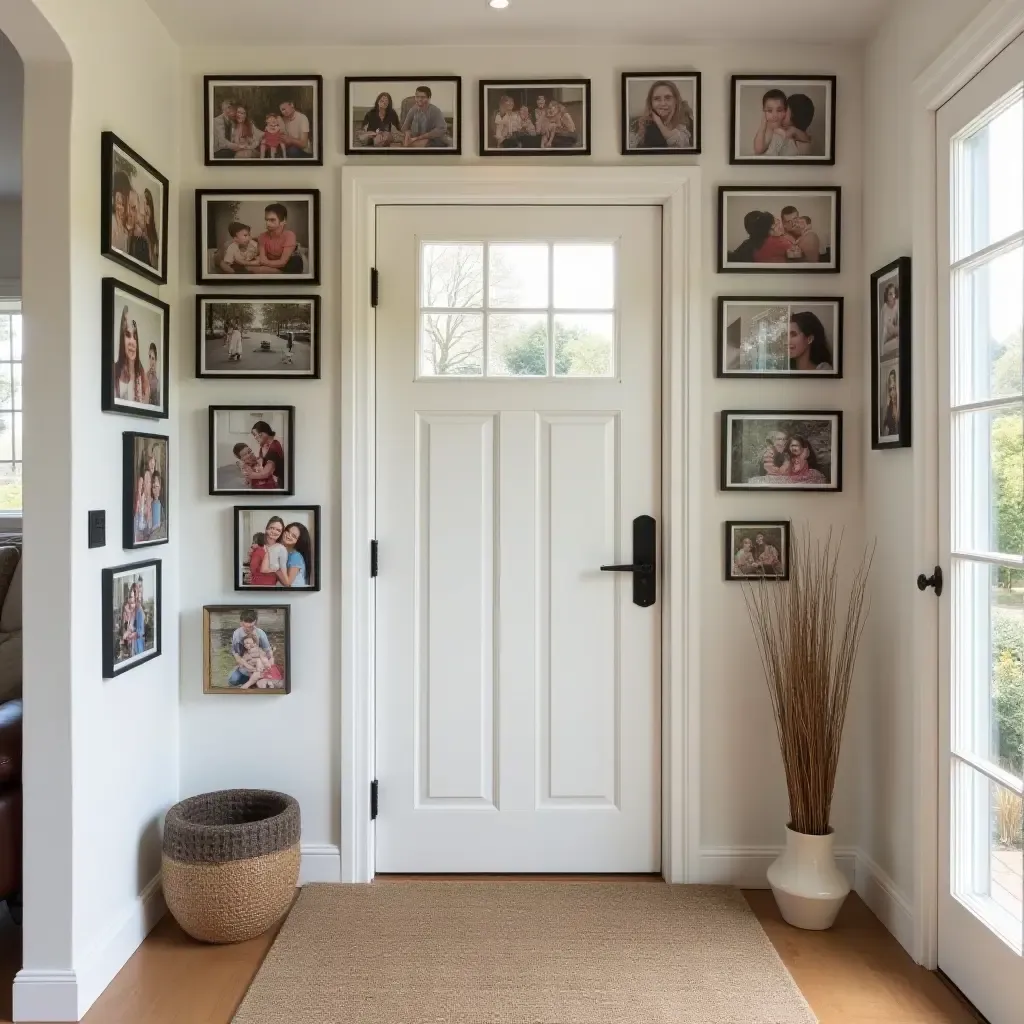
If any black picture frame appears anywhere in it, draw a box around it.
[718,186,842,274]
[344,76,463,155]
[729,75,837,166]
[102,277,170,419]
[204,75,324,165]
[102,558,162,678]
[122,431,169,549]
[203,605,291,695]
[100,131,169,285]
[724,521,791,582]
[479,79,592,156]
[195,188,321,286]
[871,256,912,450]
[209,405,295,496]
[720,410,844,493]
[233,505,321,592]
[620,72,701,155]
[716,296,844,379]
[195,294,321,379]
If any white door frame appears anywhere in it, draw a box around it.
[910,0,1024,968]
[339,166,703,884]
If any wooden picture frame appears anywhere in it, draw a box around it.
[203,605,291,694]
[871,256,912,450]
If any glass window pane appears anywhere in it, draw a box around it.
[12,363,20,412]
[0,317,9,361]
[13,412,21,462]
[488,244,549,308]
[0,464,21,513]
[953,563,1023,779]
[951,761,1022,949]
[954,246,1023,405]
[0,414,11,462]
[0,366,12,411]
[953,407,1023,556]
[11,315,21,361]
[420,313,483,376]
[553,244,615,310]
[554,314,614,377]
[421,244,484,309]
[956,93,1023,261]
[487,314,548,376]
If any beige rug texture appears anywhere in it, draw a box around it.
[232,881,817,1023]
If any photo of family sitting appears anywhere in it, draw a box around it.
[102,133,168,284]
[203,606,290,695]
[346,78,460,152]
[481,81,589,154]
[103,560,161,678]
[102,279,169,419]
[727,523,790,581]
[722,413,842,492]
[731,77,835,163]
[622,75,699,152]
[235,507,319,591]
[205,77,321,163]
[719,299,841,377]
[124,433,168,548]
[198,191,319,285]
[199,297,318,378]
[209,406,293,496]
[721,188,839,272]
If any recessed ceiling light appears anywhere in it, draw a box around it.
[489,0,509,8]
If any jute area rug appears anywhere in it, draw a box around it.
[232,881,817,1024]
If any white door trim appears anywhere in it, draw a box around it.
[909,0,1024,968]
[339,166,703,883]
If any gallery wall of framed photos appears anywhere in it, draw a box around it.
[174,43,870,850]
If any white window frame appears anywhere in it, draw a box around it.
[339,166,703,884]
[0,296,22,529]
[911,0,1024,968]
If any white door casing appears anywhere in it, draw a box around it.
[374,206,661,872]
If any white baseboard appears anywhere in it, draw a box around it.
[854,848,915,955]
[697,845,858,888]
[300,843,342,884]
[12,970,79,1023]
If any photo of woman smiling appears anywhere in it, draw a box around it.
[622,73,700,153]
[102,278,170,418]
[234,506,321,591]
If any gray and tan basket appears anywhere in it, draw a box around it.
[162,789,300,943]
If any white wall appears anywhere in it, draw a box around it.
[861,0,992,953]
[2,0,182,1019]
[178,42,865,880]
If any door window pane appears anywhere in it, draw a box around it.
[421,243,484,309]
[953,406,1023,556]
[420,313,483,376]
[554,314,614,377]
[954,246,1023,405]
[955,92,1023,261]
[488,314,548,376]
[488,244,549,308]
[553,244,615,310]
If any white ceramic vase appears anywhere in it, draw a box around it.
[767,825,849,930]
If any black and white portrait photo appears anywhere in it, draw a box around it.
[101,132,169,285]
[725,521,791,581]
[621,73,700,154]
[196,189,320,285]
[205,76,323,165]
[719,187,841,273]
[209,406,294,496]
[197,296,320,379]
[101,278,170,419]
[345,77,461,153]
[730,76,836,164]
[871,257,912,449]
[480,80,590,155]
[721,411,843,492]
[718,297,842,378]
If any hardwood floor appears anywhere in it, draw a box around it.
[0,887,986,1023]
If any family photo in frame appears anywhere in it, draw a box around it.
[871,256,912,449]
[204,75,323,164]
[102,559,161,678]
[479,80,591,155]
[725,521,791,581]
[621,73,700,154]
[123,431,168,549]
[203,605,290,694]
[101,131,169,285]
[345,77,461,153]
[730,76,836,164]
[209,406,294,496]
[234,505,320,591]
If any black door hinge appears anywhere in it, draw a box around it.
[370,267,379,307]
[370,539,379,577]
[370,779,379,820]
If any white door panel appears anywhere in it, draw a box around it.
[375,205,661,873]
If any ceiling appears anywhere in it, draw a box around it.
[0,32,22,198]
[143,0,894,46]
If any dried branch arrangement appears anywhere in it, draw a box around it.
[743,529,874,835]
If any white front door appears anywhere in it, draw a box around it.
[936,32,1024,1024]
[374,205,662,873]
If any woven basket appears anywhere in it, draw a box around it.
[162,789,300,944]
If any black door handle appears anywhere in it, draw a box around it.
[917,566,943,597]
[600,515,656,607]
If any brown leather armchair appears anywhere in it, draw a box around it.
[0,699,22,918]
